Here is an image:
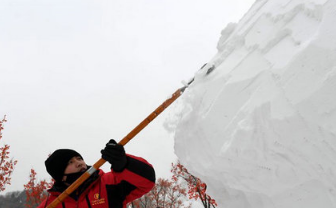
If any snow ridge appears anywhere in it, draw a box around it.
[173,0,336,207]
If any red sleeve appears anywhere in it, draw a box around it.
[37,194,63,208]
[111,154,156,203]
[37,199,46,208]
[37,198,48,208]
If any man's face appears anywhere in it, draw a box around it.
[62,156,87,181]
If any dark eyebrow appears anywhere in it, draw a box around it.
[68,156,82,164]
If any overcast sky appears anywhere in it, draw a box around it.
[0,0,255,194]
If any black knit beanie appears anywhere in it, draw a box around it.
[45,149,83,182]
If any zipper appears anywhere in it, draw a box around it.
[86,195,92,208]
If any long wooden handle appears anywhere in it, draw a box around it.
[46,88,183,208]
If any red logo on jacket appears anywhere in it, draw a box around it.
[92,193,106,206]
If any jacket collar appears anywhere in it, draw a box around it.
[48,167,101,200]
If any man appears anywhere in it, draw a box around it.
[38,139,155,208]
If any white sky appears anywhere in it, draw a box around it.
[0,0,255,194]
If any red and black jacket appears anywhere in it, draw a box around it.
[38,154,155,208]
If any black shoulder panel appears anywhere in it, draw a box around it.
[106,181,136,208]
[127,156,156,183]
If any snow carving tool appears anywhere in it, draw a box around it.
[46,63,215,208]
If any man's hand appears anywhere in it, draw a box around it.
[101,139,127,172]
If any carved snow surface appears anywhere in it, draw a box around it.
[168,0,336,207]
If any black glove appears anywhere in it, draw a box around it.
[101,139,127,172]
